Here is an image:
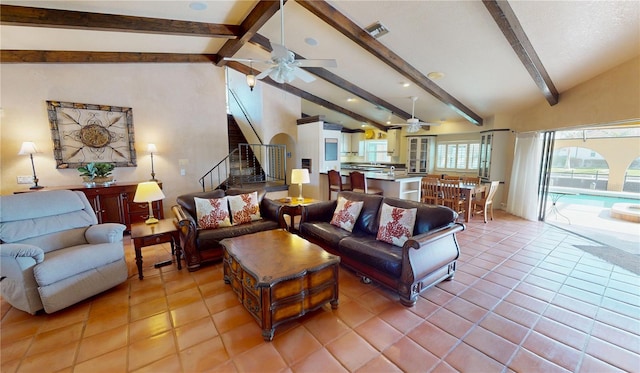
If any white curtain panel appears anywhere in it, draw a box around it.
[507,132,542,221]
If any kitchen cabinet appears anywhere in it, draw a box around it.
[341,132,351,154]
[479,129,510,182]
[406,136,434,173]
[352,132,364,156]
[386,129,401,156]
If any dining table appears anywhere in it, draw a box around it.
[460,183,486,222]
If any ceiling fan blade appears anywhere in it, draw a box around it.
[223,57,272,65]
[292,67,316,83]
[256,67,275,80]
[271,42,291,60]
[294,59,338,68]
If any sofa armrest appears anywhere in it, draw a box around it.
[85,223,126,244]
[0,244,45,263]
[260,198,282,222]
[409,222,465,246]
[300,200,337,224]
[172,204,199,270]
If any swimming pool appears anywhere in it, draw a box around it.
[559,193,640,208]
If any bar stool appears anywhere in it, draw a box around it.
[328,170,350,200]
[349,171,383,196]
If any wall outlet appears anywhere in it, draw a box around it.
[17,176,33,184]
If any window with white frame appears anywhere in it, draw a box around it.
[436,141,480,171]
[365,141,391,163]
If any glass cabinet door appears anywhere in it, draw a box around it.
[408,138,418,172]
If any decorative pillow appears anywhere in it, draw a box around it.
[228,192,261,225]
[194,196,231,229]
[376,203,417,247]
[330,196,364,232]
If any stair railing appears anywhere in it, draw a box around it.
[228,88,262,145]
[199,148,238,192]
[238,143,287,186]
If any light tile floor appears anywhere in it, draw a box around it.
[2,210,639,372]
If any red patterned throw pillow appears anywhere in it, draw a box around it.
[330,196,364,232]
[376,203,417,247]
[228,192,262,225]
[194,196,231,229]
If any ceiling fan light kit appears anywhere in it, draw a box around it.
[394,96,440,132]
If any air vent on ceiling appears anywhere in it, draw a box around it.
[365,21,389,39]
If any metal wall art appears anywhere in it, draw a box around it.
[47,101,136,169]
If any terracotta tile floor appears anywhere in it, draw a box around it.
[2,210,639,372]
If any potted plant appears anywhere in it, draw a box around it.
[78,162,115,186]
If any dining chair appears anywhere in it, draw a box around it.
[440,181,465,215]
[461,176,481,185]
[420,177,441,205]
[349,171,383,195]
[472,180,500,223]
[425,174,443,180]
[328,169,350,200]
[443,175,462,181]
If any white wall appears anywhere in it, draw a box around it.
[1,63,228,215]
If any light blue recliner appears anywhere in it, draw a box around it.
[0,190,128,314]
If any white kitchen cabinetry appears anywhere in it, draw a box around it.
[406,136,434,173]
[386,129,401,156]
[352,132,364,156]
[341,133,351,154]
[478,129,510,182]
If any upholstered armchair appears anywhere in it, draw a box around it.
[0,190,128,314]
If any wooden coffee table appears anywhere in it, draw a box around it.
[221,229,340,341]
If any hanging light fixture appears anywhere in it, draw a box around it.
[246,62,256,91]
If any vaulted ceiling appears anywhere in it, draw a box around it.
[2,1,639,131]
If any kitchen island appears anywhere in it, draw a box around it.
[321,170,423,201]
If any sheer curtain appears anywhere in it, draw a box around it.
[507,132,542,221]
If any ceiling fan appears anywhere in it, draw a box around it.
[393,96,440,133]
[224,0,337,84]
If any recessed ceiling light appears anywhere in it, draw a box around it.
[189,2,207,11]
[305,37,318,46]
[401,82,410,88]
[427,72,445,80]
[347,97,356,102]
[386,121,391,125]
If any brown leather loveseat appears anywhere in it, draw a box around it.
[299,191,464,306]
[172,188,282,271]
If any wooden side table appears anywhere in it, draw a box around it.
[275,197,322,232]
[130,219,182,279]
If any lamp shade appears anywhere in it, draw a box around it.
[291,169,310,184]
[147,143,157,153]
[18,142,40,155]
[133,181,165,203]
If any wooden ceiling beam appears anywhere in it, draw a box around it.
[1,50,216,63]
[226,61,387,131]
[483,0,559,106]
[249,34,414,121]
[215,0,283,66]
[0,5,239,38]
[296,0,483,126]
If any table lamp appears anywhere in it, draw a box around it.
[133,181,165,224]
[147,143,158,181]
[291,168,310,201]
[18,141,44,189]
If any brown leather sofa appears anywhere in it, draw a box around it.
[172,188,282,271]
[299,191,464,306]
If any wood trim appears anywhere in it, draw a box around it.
[483,0,559,106]
[1,50,217,63]
[215,0,284,66]
[0,5,240,38]
[296,0,483,126]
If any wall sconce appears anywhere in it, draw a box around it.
[18,141,43,189]
[147,143,158,181]
[291,168,310,201]
[246,62,256,91]
[133,181,165,224]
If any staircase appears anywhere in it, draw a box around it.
[199,115,287,192]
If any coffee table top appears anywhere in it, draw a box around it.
[221,229,339,286]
